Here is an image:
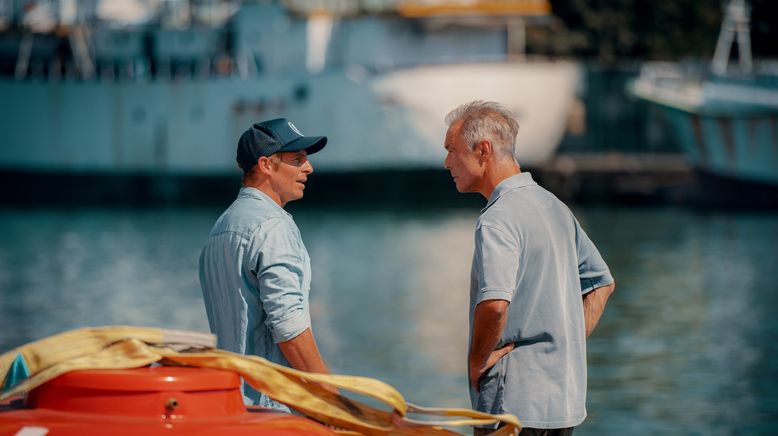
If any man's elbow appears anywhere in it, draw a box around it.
[476,299,510,319]
[604,281,616,296]
[586,281,615,302]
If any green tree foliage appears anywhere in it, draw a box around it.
[528,0,777,61]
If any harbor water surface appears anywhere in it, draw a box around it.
[1,203,776,435]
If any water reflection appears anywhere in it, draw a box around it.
[0,206,776,434]
[0,209,212,345]
[583,208,777,435]
[296,208,477,408]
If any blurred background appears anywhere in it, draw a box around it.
[0,0,777,434]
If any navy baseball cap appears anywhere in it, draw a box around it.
[236,118,327,172]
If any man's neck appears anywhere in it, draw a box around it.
[244,181,284,207]
[479,162,521,199]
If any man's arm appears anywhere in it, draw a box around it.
[582,282,615,337]
[278,328,329,374]
[468,299,515,392]
[279,328,339,395]
[253,219,331,373]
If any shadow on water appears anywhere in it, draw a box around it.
[0,169,484,210]
[4,165,776,211]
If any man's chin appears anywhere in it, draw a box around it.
[284,192,305,204]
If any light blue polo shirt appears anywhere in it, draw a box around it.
[469,172,613,429]
[199,187,311,412]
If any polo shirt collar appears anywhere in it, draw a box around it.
[239,187,290,215]
[482,172,536,212]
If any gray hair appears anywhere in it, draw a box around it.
[445,100,519,161]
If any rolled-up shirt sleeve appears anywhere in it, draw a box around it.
[575,218,614,294]
[252,218,310,343]
[475,223,520,304]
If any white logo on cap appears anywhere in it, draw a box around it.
[288,121,303,136]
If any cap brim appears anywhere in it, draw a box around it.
[279,136,327,155]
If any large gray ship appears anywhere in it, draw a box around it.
[0,0,579,202]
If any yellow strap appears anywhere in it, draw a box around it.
[0,327,521,435]
[0,326,165,378]
[1,339,161,398]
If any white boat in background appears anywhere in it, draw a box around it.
[629,0,778,203]
[0,0,579,177]
[372,61,580,166]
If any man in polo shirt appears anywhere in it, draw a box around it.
[443,101,616,435]
[199,118,331,412]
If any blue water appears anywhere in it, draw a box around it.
[0,205,776,435]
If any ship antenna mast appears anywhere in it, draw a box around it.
[712,0,753,75]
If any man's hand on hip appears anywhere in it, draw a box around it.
[468,299,511,392]
[469,342,515,392]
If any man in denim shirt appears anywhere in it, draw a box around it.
[199,118,330,412]
[443,101,616,436]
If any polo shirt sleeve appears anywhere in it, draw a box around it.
[474,223,520,304]
[251,218,310,343]
[575,218,614,295]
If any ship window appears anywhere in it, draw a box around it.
[293,83,309,102]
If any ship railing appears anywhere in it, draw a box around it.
[632,62,706,106]
[2,0,247,82]
[636,62,692,91]
[754,61,778,78]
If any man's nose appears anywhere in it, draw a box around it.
[303,160,313,174]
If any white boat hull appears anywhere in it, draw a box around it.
[372,61,581,167]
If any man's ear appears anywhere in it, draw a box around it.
[257,156,274,175]
[476,140,492,163]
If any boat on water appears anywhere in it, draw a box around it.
[0,0,579,179]
[629,0,778,205]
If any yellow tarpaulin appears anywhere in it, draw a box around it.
[0,326,521,436]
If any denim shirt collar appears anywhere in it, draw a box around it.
[482,172,536,212]
[238,187,291,216]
